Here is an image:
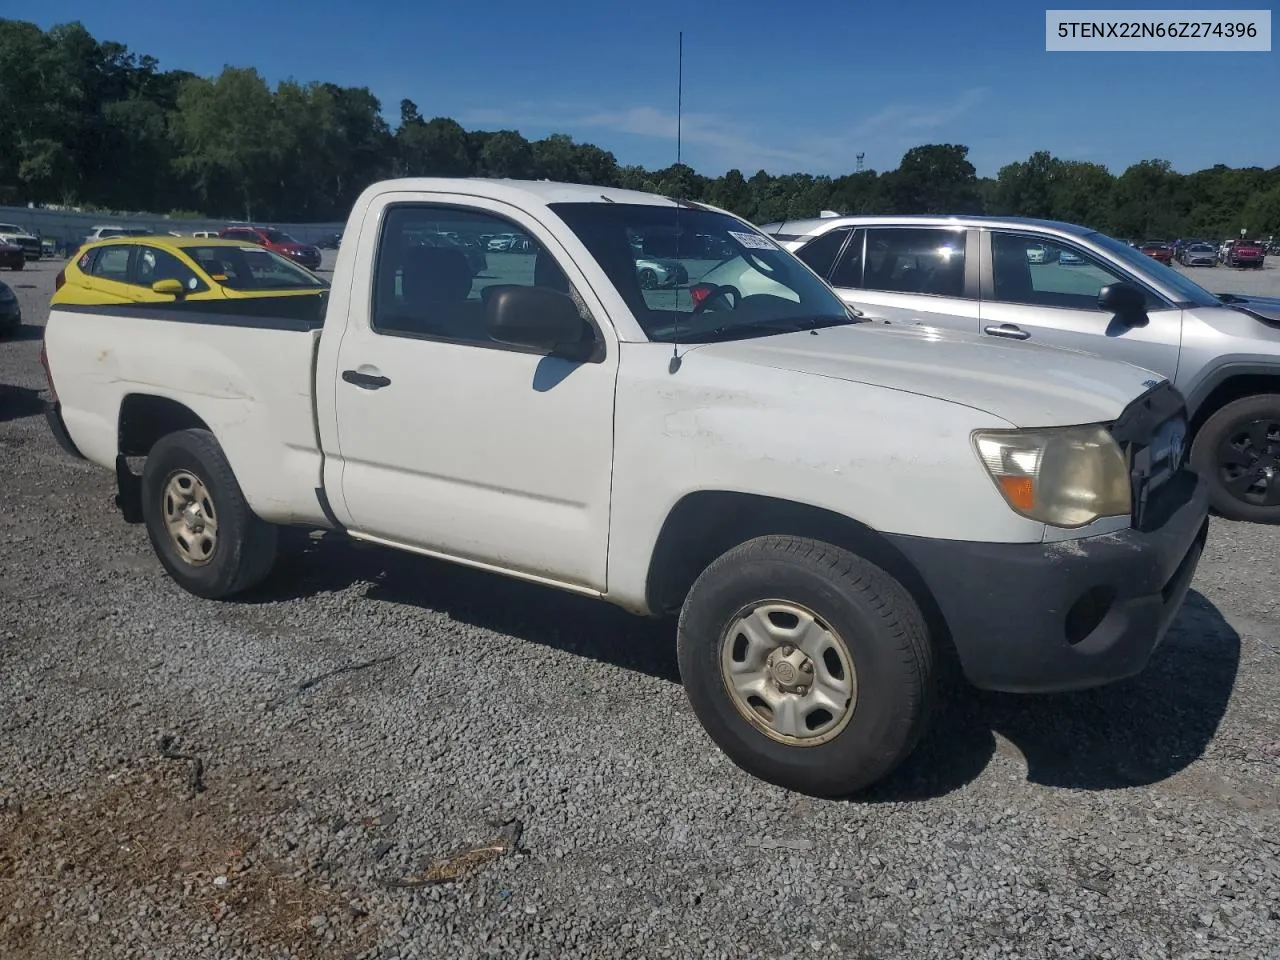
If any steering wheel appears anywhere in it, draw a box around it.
[691,283,741,315]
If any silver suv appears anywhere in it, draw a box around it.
[756,214,1280,525]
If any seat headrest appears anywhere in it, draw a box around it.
[402,245,472,304]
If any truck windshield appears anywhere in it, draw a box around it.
[548,202,857,343]
[1088,231,1220,307]
[187,245,327,290]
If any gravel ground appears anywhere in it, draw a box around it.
[1,254,1278,960]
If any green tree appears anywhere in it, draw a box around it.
[885,144,981,214]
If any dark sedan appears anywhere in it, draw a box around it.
[0,241,23,271]
[0,278,22,334]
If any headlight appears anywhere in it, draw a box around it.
[972,425,1130,528]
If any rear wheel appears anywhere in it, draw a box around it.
[677,535,934,797]
[141,429,278,598]
[1191,394,1280,524]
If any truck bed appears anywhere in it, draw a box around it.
[44,302,331,527]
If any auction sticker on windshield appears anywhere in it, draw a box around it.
[728,230,777,250]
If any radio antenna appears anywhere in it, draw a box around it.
[669,30,684,372]
[676,30,683,170]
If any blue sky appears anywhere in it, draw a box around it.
[29,0,1280,178]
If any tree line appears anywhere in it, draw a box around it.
[3,18,1279,238]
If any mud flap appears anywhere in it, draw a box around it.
[115,454,144,524]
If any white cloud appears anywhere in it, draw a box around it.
[455,88,989,176]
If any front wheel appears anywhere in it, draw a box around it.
[141,428,279,598]
[677,535,934,797]
[1191,394,1280,523]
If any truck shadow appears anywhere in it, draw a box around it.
[1,324,44,342]
[0,385,44,423]
[863,590,1241,802]
[249,530,681,682]
[245,534,1240,800]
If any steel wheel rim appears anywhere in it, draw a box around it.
[719,600,857,747]
[162,470,219,566]
[1216,418,1280,507]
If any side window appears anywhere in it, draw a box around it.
[371,204,591,347]
[989,233,1158,311]
[828,229,866,288]
[793,228,850,279]
[90,246,132,282]
[136,246,208,293]
[861,228,967,297]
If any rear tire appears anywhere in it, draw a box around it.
[1191,394,1280,524]
[676,535,934,797]
[140,429,278,598]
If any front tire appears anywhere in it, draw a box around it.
[141,429,279,598]
[676,535,934,797]
[1191,394,1280,524]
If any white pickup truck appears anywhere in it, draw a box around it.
[42,178,1210,797]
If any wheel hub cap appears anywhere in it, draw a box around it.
[162,471,218,566]
[719,601,857,747]
[1217,418,1280,507]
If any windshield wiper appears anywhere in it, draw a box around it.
[675,315,859,344]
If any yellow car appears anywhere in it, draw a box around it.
[52,235,329,307]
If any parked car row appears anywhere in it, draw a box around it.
[1167,236,1270,268]
[40,176,1219,800]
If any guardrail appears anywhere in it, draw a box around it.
[0,205,344,253]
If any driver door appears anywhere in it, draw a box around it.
[321,194,620,591]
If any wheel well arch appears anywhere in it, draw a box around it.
[1188,372,1280,438]
[643,490,953,654]
[118,394,211,457]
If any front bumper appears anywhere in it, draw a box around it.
[0,300,20,328]
[887,468,1209,693]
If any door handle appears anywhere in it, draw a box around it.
[342,369,391,389]
[983,323,1031,340]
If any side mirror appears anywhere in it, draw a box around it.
[1098,281,1148,326]
[486,286,594,358]
[151,278,186,298]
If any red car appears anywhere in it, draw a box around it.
[0,241,24,271]
[1140,240,1172,265]
[218,225,322,272]
[1223,239,1265,269]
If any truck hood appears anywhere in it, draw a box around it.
[690,320,1162,428]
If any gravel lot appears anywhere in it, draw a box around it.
[1,254,1278,960]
